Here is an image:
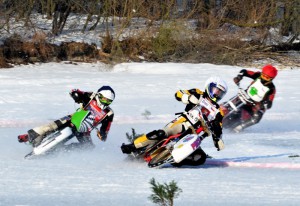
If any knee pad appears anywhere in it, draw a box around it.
[157,129,166,139]
[55,117,70,129]
[146,129,166,140]
[146,130,157,139]
[252,112,263,123]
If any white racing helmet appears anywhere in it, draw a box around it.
[96,86,115,108]
[205,76,228,102]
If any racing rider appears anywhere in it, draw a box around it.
[121,77,228,166]
[232,64,277,132]
[18,86,115,149]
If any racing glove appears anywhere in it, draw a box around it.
[69,89,81,103]
[233,75,242,85]
[262,100,272,110]
[213,136,224,151]
[97,129,107,142]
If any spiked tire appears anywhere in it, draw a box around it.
[148,149,173,168]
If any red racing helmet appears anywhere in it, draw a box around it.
[261,64,278,79]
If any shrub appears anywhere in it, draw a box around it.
[148,178,182,206]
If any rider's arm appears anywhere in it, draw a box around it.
[175,89,204,111]
[234,69,261,84]
[263,84,276,110]
[240,69,261,79]
[97,110,114,142]
[70,89,93,106]
[210,112,225,151]
[175,88,203,104]
[210,112,223,140]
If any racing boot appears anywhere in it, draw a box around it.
[28,118,69,147]
[18,134,29,143]
[233,118,257,133]
[27,129,43,147]
[18,129,39,144]
[18,130,42,146]
[233,112,263,133]
[233,119,255,133]
[121,143,137,154]
[233,124,244,133]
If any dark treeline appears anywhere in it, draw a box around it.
[0,0,299,66]
[1,0,299,40]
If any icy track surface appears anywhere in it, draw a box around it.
[0,62,300,206]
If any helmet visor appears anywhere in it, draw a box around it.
[211,86,226,101]
[98,93,113,106]
[261,73,273,82]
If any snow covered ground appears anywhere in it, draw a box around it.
[0,62,299,205]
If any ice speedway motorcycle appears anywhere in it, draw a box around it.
[122,108,216,168]
[20,99,106,159]
[146,129,207,168]
[220,86,255,131]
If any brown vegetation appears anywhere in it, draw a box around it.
[0,0,299,68]
[0,35,100,67]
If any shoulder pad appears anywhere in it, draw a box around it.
[219,107,224,116]
[195,88,204,95]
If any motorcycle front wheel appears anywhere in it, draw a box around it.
[148,149,173,168]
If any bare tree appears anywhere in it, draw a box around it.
[280,0,300,43]
[52,0,71,35]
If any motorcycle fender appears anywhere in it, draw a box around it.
[171,134,201,163]
[71,109,90,132]
[32,127,73,155]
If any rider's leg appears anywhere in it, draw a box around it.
[140,117,190,144]
[121,117,188,154]
[146,129,167,140]
[65,132,95,150]
[28,116,70,146]
[121,116,193,154]
[233,110,263,133]
[121,131,160,154]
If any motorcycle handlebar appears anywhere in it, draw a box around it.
[237,87,255,105]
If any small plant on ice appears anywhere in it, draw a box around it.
[148,178,182,206]
[142,109,151,119]
[126,128,143,143]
